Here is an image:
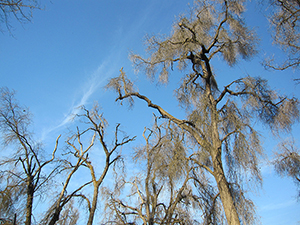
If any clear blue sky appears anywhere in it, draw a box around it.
[0,0,299,224]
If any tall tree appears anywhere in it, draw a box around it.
[60,104,135,225]
[41,121,93,225]
[0,87,60,225]
[107,0,300,224]
[264,0,300,71]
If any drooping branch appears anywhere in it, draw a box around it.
[110,68,210,152]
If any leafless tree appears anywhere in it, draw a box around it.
[0,0,40,32]
[41,124,93,225]
[107,1,300,224]
[41,104,135,225]
[53,104,135,225]
[0,87,60,225]
[104,118,211,224]
[264,0,300,73]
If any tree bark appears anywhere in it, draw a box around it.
[202,49,241,225]
[25,180,34,225]
[87,187,99,225]
[212,149,240,225]
[48,206,62,225]
[87,161,109,225]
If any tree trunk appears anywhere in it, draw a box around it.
[48,207,61,225]
[183,71,241,225]
[87,187,98,225]
[86,156,110,225]
[48,168,78,225]
[212,149,240,225]
[25,182,34,225]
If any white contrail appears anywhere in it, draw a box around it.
[41,60,115,140]
[40,6,151,141]
[260,199,297,211]
[60,61,110,125]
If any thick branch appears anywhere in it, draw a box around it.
[116,92,208,148]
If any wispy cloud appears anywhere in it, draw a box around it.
[40,7,152,141]
[59,61,110,126]
[41,59,116,140]
[260,199,297,212]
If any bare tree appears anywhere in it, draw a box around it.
[0,87,60,225]
[273,139,300,198]
[107,1,300,224]
[41,125,93,225]
[104,118,209,224]
[60,104,136,225]
[42,104,135,225]
[264,0,300,72]
[0,0,40,32]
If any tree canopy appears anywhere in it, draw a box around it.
[264,0,300,71]
[107,0,299,224]
[0,0,300,224]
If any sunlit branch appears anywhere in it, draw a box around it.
[73,194,91,211]
[221,129,238,143]
[189,155,214,176]
[116,90,208,146]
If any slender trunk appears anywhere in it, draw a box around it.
[212,149,240,225]
[145,147,153,225]
[207,73,240,225]
[87,161,109,225]
[87,184,99,225]
[25,180,34,225]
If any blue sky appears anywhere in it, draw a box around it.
[1,0,300,224]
